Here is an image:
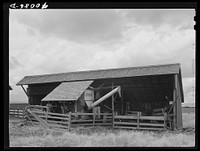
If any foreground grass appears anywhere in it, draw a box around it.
[9,113,195,147]
[182,113,195,129]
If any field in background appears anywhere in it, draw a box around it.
[9,103,28,109]
[9,103,195,113]
[182,107,195,114]
[9,105,195,147]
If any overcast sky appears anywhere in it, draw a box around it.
[9,9,195,106]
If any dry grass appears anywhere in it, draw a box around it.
[182,113,195,129]
[9,112,195,147]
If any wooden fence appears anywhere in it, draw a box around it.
[113,112,168,130]
[10,105,171,131]
[25,105,112,130]
[9,108,25,118]
[70,112,113,127]
[9,103,28,119]
[26,109,71,130]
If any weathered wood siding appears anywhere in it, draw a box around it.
[176,74,183,129]
[173,74,183,130]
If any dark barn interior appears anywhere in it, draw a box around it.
[89,74,174,116]
[26,74,175,116]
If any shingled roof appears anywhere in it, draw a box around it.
[42,81,93,101]
[16,63,181,85]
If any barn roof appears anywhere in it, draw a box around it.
[16,63,181,85]
[42,81,93,101]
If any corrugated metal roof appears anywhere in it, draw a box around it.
[16,63,181,85]
[42,81,93,101]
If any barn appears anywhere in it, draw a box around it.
[16,63,184,130]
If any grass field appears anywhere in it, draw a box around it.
[9,107,195,147]
[9,103,28,109]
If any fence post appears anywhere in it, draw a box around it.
[112,111,114,128]
[17,108,19,118]
[93,113,95,128]
[45,111,48,123]
[164,112,167,129]
[14,108,16,117]
[68,112,71,131]
[137,112,140,129]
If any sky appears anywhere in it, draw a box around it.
[9,9,195,107]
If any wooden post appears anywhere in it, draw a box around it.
[21,85,29,97]
[17,108,19,118]
[137,112,140,129]
[68,112,71,131]
[45,110,48,123]
[74,101,77,113]
[112,82,114,128]
[164,112,167,129]
[93,111,95,128]
[121,90,123,115]
[173,74,178,130]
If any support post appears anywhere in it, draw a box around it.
[17,108,19,118]
[68,112,71,131]
[121,90,123,115]
[173,74,178,130]
[137,112,140,129]
[93,113,95,128]
[112,82,114,128]
[164,112,167,129]
[21,85,29,97]
[74,101,77,113]
[45,110,48,123]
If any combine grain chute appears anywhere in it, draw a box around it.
[88,86,121,110]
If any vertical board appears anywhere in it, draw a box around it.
[173,75,177,130]
[74,100,77,113]
[121,90,124,115]
[176,75,183,129]
[112,82,114,128]
[173,74,183,130]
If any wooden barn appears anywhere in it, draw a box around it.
[16,63,184,131]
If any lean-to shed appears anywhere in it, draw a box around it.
[16,63,184,130]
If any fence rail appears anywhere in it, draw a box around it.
[26,108,71,130]
[25,108,113,130]
[9,108,25,118]
[70,112,112,127]
[113,112,168,130]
